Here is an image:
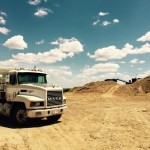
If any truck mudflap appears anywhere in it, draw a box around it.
[27,105,67,118]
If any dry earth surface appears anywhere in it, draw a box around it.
[0,90,150,150]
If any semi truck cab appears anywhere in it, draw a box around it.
[0,67,67,125]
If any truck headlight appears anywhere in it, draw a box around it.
[30,102,44,107]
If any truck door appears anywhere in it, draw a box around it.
[6,73,18,100]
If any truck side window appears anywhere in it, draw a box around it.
[10,74,17,85]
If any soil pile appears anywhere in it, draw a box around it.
[115,76,150,96]
[73,76,150,96]
[73,81,118,93]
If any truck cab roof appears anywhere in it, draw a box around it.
[0,67,46,75]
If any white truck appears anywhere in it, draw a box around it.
[0,67,67,125]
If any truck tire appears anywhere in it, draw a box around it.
[11,106,28,125]
[47,114,62,123]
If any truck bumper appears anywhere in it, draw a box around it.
[27,105,67,118]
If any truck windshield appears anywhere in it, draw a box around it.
[18,73,47,84]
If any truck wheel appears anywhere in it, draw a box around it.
[12,107,28,125]
[47,114,62,123]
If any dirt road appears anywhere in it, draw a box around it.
[0,93,150,150]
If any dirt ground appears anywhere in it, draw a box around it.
[0,92,150,150]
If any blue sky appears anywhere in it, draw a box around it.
[0,0,150,88]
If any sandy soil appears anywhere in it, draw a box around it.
[0,91,150,150]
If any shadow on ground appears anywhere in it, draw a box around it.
[0,115,60,129]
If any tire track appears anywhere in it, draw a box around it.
[18,129,31,150]
[104,85,120,96]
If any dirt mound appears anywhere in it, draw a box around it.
[73,81,118,93]
[114,76,150,96]
[73,76,150,96]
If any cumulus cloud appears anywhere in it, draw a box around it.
[0,11,7,16]
[130,59,145,64]
[35,39,44,45]
[47,67,72,77]
[34,8,53,17]
[0,16,6,24]
[50,37,83,53]
[92,20,100,26]
[87,45,127,61]
[137,31,150,42]
[88,43,150,61]
[137,70,150,78]
[77,63,120,77]
[130,59,138,64]
[0,59,17,67]
[102,21,111,26]
[3,35,28,50]
[139,60,145,64]
[74,63,134,87]
[0,27,10,35]
[45,66,73,87]
[28,0,41,5]
[93,11,119,27]
[98,12,109,16]
[0,37,83,65]
[113,19,119,24]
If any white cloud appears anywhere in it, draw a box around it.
[93,11,119,27]
[75,64,133,87]
[139,60,145,64]
[0,37,83,65]
[0,16,6,24]
[92,20,100,26]
[113,19,119,24]
[0,59,19,67]
[50,37,83,53]
[129,43,150,54]
[102,21,110,26]
[34,37,83,63]
[87,45,127,61]
[47,67,72,77]
[137,70,150,78]
[3,35,28,50]
[137,31,150,42]
[45,66,73,87]
[88,43,150,61]
[35,39,44,45]
[0,27,10,35]
[34,8,53,17]
[130,59,145,64]
[98,12,109,16]
[28,0,41,5]
[130,59,138,64]
[12,53,38,63]
[77,63,120,77]
[0,11,7,16]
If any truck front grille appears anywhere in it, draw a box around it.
[47,91,62,106]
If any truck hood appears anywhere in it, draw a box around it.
[19,83,63,91]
